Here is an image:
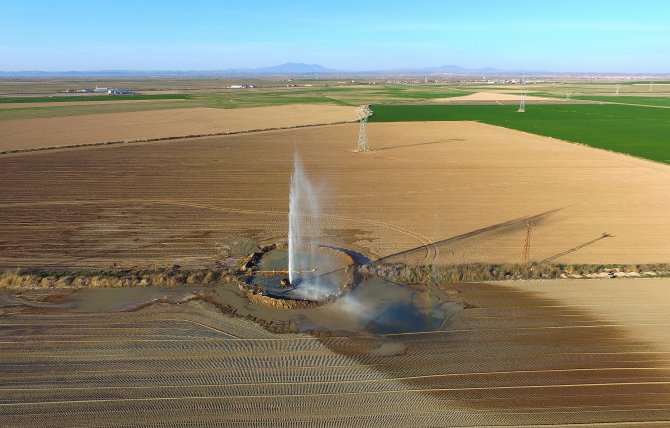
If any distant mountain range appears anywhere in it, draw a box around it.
[252,62,338,74]
[0,63,664,77]
[0,62,522,77]
[383,64,504,74]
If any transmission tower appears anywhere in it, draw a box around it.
[650,82,654,91]
[565,90,572,101]
[356,105,372,152]
[522,221,535,263]
[615,84,620,95]
[517,90,526,113]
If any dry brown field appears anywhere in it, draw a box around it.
[0,98,173,109]
[432,91,555,103]
[0,120,668,269]
[3,116,670,426]
[4,279,670,426]
[0,104,358,152]
[510,278,670,353]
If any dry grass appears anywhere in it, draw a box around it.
[362,262,670,285]
[0,266,239,289]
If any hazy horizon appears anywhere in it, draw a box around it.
[2,0,669,73]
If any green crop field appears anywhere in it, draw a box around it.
[194,85,469,109]
[369,104,670,164]
[573,95,670,107]
[621,80,670,85]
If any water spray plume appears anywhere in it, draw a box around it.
[288,153,321,286]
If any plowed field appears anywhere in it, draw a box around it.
[0,104,358,152]
[3,279,670,426]
[0,121,668,268]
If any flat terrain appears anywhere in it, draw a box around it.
[2,78,670,426]
[0,104,358,152]
[0,79,470,112]
[0,94,190,105]
[0,121,668,268]
[4,279,670,426]
[0,98,184,110]
[0,94,192,114]
[573,95,670,107]
[431,91,555,103]
[510,278,670,353]
[371,104,670,164]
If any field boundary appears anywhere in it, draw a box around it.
[475,121,670,170]
[361,262,670,284]
[369,104,670,166]
[0,118,360,156]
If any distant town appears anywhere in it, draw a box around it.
[63,87,136,95]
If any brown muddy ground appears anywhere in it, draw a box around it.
[0,121,668,269]
[2,278,670,426]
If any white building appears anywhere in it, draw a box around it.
[107,89,135,95]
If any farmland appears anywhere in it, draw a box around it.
[0,79,471,115]
[2,77,670,426]
[4,0,670,421]
[0,86,470,122]
[1,120,668,268]
[0,104,359,152]
[4,279,670,426]
[573,95,670,107]
[0,93,192,103]
[370,103,670,164]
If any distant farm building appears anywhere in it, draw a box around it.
[93,87,108,93]
[107,89,135,95]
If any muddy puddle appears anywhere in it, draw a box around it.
[2,278,461,335]
[251,247,352,301]
[1,287,197,312]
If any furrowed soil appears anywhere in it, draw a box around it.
[3,118,670,426]
[0,121,668,268]
[4,279,670,426]
[0,104,358,152]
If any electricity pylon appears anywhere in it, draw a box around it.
[356,105,373,152]
[518,90,526,113]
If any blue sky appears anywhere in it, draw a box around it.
[1,0,669,72]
